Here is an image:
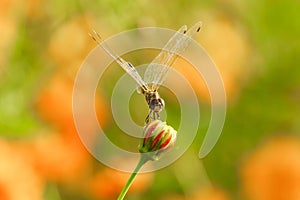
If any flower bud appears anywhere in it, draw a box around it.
[139,120,177,161]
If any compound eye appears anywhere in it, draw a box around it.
[149,98,165,112]
[149,99,158,111]
[149,99,157,110]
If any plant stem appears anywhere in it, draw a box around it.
[117,155,149,200]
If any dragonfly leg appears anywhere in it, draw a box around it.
[145,110,161,123]
[154,112,160,120]
[145,110,153,124]
[145,110,162,123]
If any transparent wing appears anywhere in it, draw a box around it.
[143,25,187,89]
[144,21,202,91]
[90,30,148,92]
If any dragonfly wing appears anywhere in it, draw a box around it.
[90,30,148,91]
[119,61,148,90]
[144,21,202,90]
[144,25,187,90]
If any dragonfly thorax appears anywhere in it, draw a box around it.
[145,91,165,112]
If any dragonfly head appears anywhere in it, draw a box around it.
[146,91,165,113]
[150,97,165,112]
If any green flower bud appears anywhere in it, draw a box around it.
[139,120,177,161]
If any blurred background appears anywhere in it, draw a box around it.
[0,0,300,200]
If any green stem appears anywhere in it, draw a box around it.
[117,155,149,200]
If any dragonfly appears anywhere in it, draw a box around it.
[90,21,202,123]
